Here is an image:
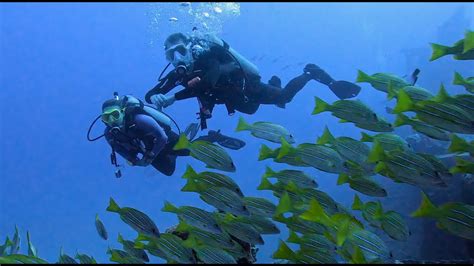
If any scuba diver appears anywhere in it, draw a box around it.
[145,31,362,129]
[87,93,190,177]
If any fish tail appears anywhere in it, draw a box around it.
[95,213,100,221]
[312,96,330,115]
[453,72,465,85]
[433,83,450,102]
[286,230,301,244]
[262,166,277,178]
[272,240,296,260]
[463,30,474,53]
[235,116,251,132]
[181,178,201,192]
[317,126,335,145]
[367,141,386,163]
[182,164,198,179]
[117,233,124,243]
[275,192,293,216]
[162,201,179,213]
[374,161,388,174]
[106,198,121,213]
[411,191,439,218]
[360,132,373,142]
[393,90,414,113]
[173,134,190,150]
[356,69,372,83]
[448,134,467,153]
[257,176,273,191]
[351,194,364,210]
[429,43,450,61]
[300,199,331,226]
[258,144,274,161]
[277,137,293,160]
[387,81,398,100]
[337,173,350,185]
[373,201,384,220]
[394,113,410,127]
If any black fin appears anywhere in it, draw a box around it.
[329,80,361,99]
[410,68,421,85]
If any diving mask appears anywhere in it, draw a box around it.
[165,42,194,74]
[102,107,124,126]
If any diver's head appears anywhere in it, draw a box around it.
[164,33,194,75]
[101,99,125,128]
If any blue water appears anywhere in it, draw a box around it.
[1,2,473,263]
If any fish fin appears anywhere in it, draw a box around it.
[463,30,474,54]
[448,134,467,153]
[263,166,277,179]
[257,176,273,191]
[410,191,439,218]
[393,89,414,113]
[337,173,350,185]
[286,230,301,243]
[312,96,330,115]
[367,141,386,163]
[182,164,198,179]
[351,194,364,210]
[387,80,398,100]
[356,69,372,83]
[275,192,293,216]
[429,43,450,61]
[173,134,190,150]
[106,198,121,213]
[453,71,465,85]
[161,201,179,213]
[317,126,336,145]
[277,137,293,160]
[258,144,274,161]
[272,240,296,260]
[360,132,373,142]
[235,116,251,132]
[394,113,410,127]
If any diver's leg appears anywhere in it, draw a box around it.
[248,75,312,105]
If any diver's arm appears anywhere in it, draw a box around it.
[105,131,140,164]
[145,70,181,104]
[133,114,168,165]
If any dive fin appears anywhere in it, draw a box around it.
[268,75,282,88]
[409,68,420,85]
[329,80,362,99]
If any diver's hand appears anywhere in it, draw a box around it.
[150,94,176,109]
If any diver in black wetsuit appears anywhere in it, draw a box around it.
[145,32,361,129]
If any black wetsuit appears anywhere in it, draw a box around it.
[145,38,335,116]
[105,114,189,176]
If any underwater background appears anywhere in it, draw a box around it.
[1,2,474,263]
